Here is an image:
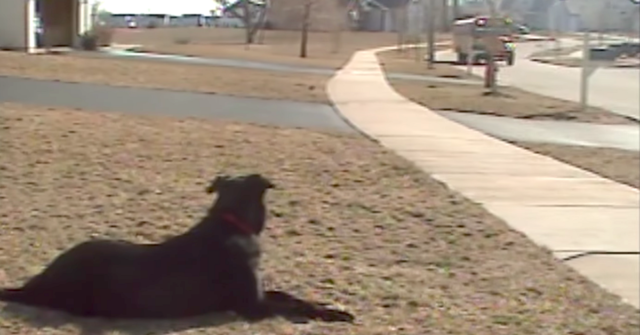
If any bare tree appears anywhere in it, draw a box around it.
[300,0,312,58]
[484,0,499,94]
[222,0,269,44]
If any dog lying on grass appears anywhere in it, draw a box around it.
[0,173,354,323]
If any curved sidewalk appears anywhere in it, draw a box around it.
[326,48,640,308]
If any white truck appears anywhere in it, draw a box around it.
[452,16,516,66]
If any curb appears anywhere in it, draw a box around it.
[531,57,640,69]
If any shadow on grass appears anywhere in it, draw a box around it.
[1,290,356,335]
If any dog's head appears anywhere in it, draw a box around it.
[206,173,275,197]
[205,173,275,235]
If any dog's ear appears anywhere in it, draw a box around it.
[206,175,230,194]
[246,174,276,190]
[263,177,276,190]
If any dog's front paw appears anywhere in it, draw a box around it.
[236,305,273,322]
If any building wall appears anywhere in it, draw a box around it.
[213,16,244,28]
[1,0,92,51]
[135,15,169,28]
[0,0,30,49]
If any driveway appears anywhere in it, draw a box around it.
[0,76,354,133]
[437,40,640,120]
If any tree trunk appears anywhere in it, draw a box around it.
[242,0,253,44]
[299,2,311,58]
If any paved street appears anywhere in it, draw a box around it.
[0,76,353,133]
[437,40,640,120]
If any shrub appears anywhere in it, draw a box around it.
[173,37,191,45]
[79,25,114,51]
[146,21,158,29]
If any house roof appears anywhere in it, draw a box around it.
[375,0,410,8]
[223,0,266,11]
[529,0,555,12]
[337,0,409,8]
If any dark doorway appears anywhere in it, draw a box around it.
[37,0,77,48]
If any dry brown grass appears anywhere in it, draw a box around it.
[1,103,639,335]
[377,49,634,125]
[512,142,640,189]
[113,28,449,69]
[378,48,471,79]
[0,51,328,103]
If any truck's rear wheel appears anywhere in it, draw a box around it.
[506,53,515,66]
[457,52,468,64]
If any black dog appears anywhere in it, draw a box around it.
[0,173,353,323]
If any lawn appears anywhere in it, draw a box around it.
[1,103,638,335]
[112,28,449,69]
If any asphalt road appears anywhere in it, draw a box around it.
[0,76,355,133]
[437,39,640,121]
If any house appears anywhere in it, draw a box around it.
[497,0,638,32]
[356,0,411,32]
[136,14,172,28]
[457,0,491,17]
[564,0,639,32]
[267,0,344,31]
[357,0,454,33]
[174,14,212,27]
[0,0,93,51]
[102,13,137,28]
[547,0,581,32]
[212,12,245,28]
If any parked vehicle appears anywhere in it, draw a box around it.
[452,16,516,66]
[126,16,138,29]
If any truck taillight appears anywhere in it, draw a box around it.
[476,18,487,26]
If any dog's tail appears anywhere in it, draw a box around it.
[0,288,28,304]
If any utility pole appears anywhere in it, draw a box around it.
[441,0,449,31]
[579,31,593,112]
[452,0,459,19]
[426,0,436,69]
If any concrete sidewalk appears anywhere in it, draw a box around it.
[326,48,640,308]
